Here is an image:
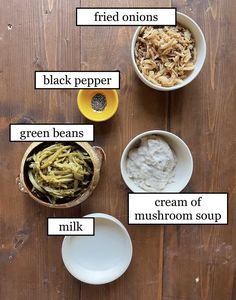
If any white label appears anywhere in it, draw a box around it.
[76,8,176,26]
[35,71,120,89]
[10,124,94,142]
[48,218,94,236]
[128,193,228,224]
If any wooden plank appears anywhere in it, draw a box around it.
[0,0,83,299]
[79,1,170,299]
[163,1,236,299]
[3,0,235,299]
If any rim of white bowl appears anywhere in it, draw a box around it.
[131,12,206,91]
[120,130,193,192]
[61,213,133,285]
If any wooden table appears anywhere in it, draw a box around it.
[1,0,235,299]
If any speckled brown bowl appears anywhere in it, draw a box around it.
[17,142,105,208]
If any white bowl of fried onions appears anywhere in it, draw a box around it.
[17,142,105,208]
[131,12,206,91]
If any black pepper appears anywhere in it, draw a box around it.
[91,93,107,112]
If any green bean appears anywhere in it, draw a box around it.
[27,143,93,204]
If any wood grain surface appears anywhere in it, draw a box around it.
[0,0,235,299]
[163,1,236,300]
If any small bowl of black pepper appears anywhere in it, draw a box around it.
[77,89,119,122]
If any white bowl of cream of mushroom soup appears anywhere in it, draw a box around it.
[120,130,193,192]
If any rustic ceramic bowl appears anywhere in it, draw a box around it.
[17,142,105,208]
[131,12,206,91]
